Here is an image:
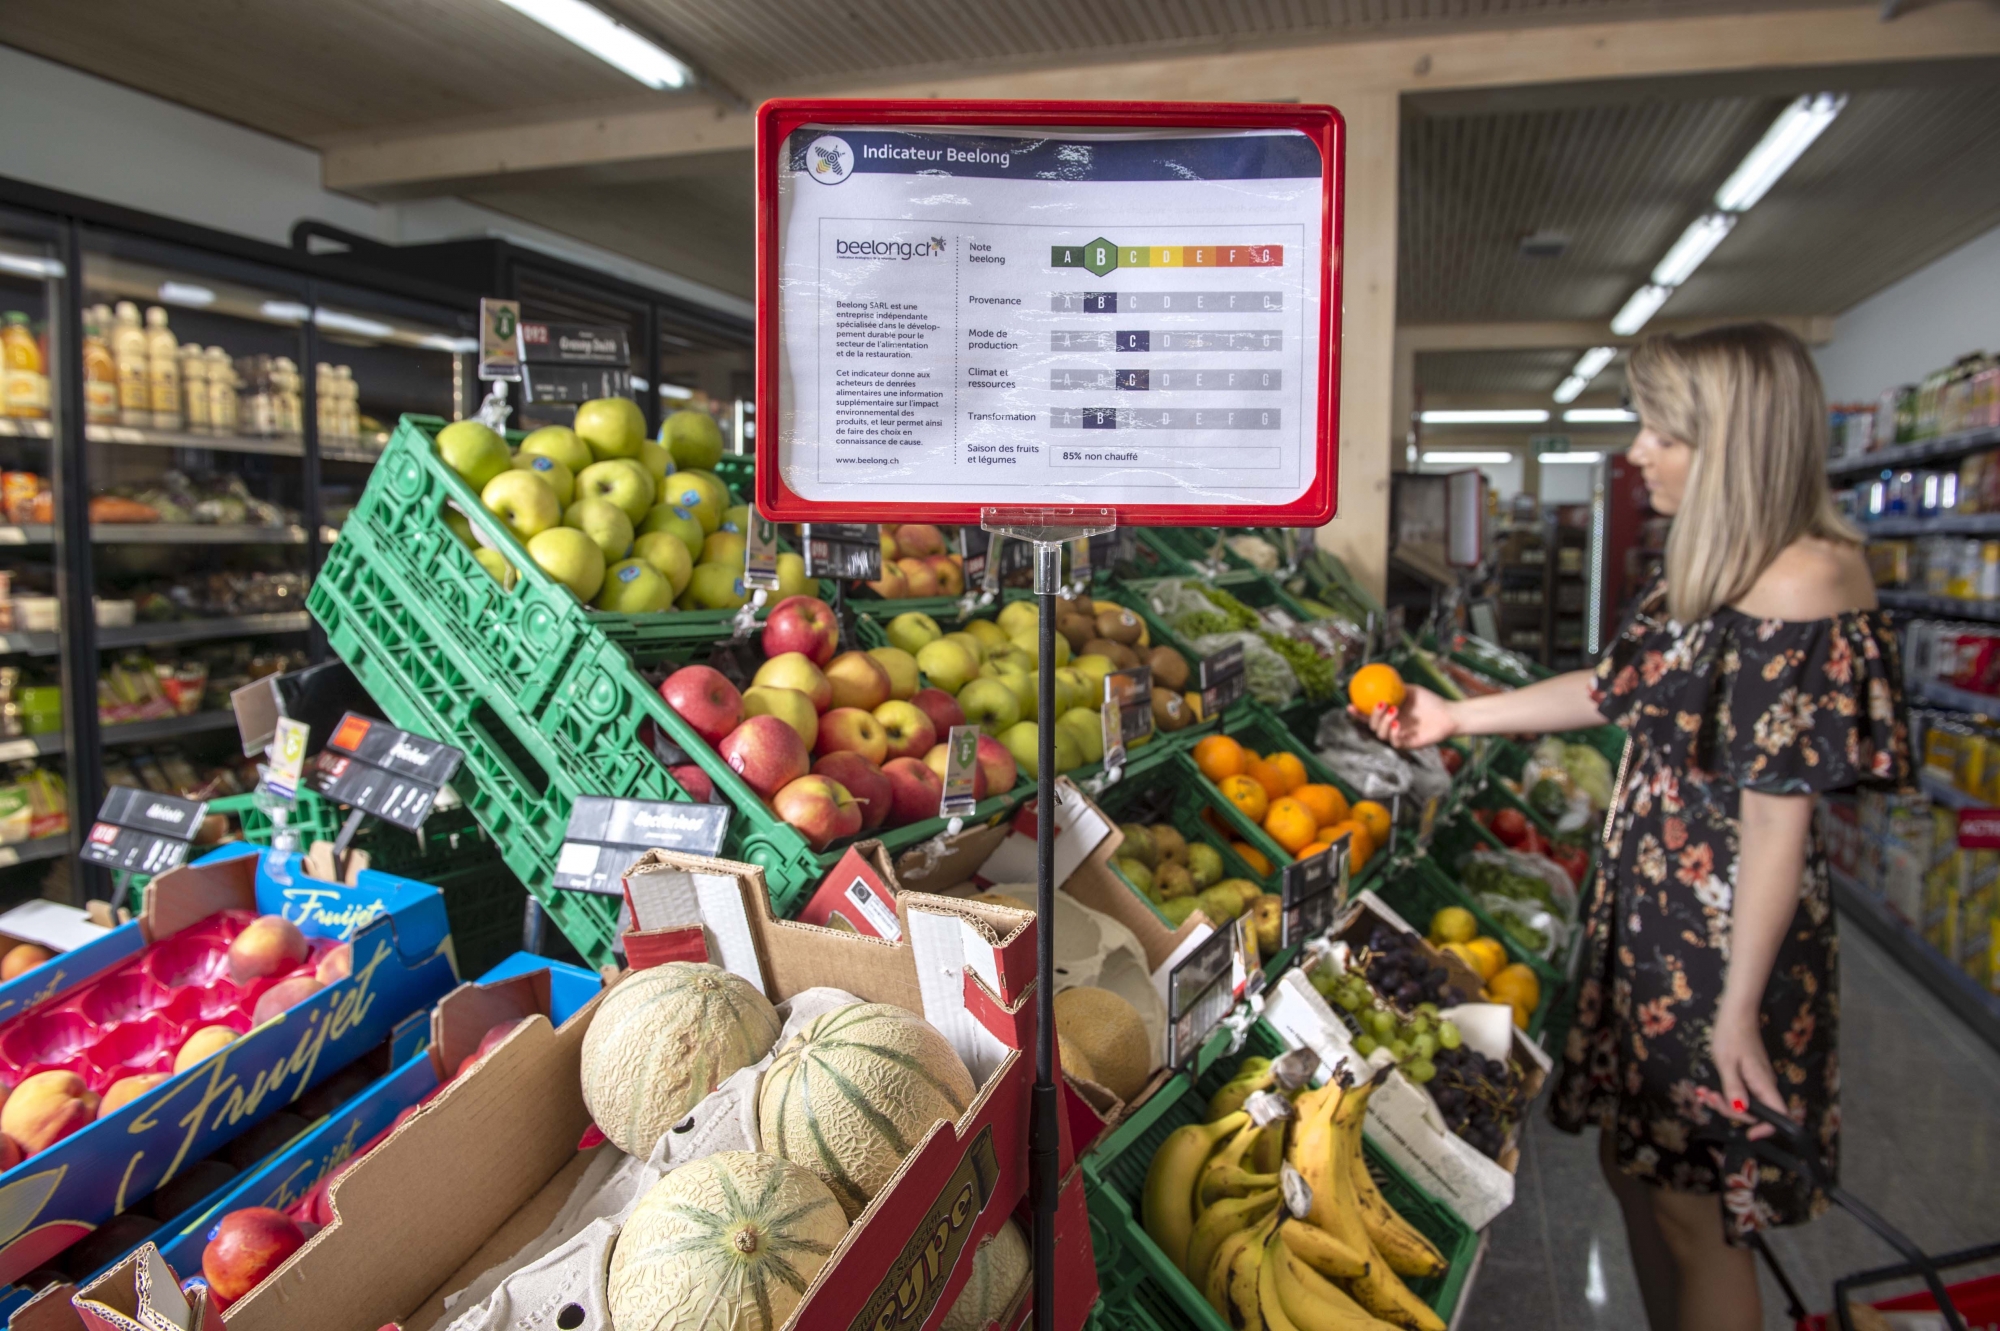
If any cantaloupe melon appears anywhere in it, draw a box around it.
[1053,986,1150,1102]
[757,1002,977,1219]
[581,962,781,1156]
[607,1150,847,1331]
[939,1219,1031,1331]
[1057,1033,1096,1086]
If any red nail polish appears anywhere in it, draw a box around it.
[1731,1098,1746,1112]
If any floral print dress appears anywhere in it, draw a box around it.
[1548,578,1909,1241]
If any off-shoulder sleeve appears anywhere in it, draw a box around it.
[1591,576,1665,728]
[1723,610,1910,794]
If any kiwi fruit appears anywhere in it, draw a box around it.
[1058,612,1097,652]
[1086,638,1139,669]
[1150,823,1188,864]
[1095,606,1144,646]
[1148,645,1190,692]
[1151,686,1189,732]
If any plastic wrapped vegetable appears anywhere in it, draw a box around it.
[1562,742,1614,810]
[1189,630,1298,707]
[1461,847,1578,918]
[1473,891,1570,961]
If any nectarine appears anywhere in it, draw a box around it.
[1,1070,99,1154]
[100,1073,168,1116]
[227,916,309,985]
[0,943,52,981]
[202,1207,306,1305]
[252,974,325,1024]
[175,1025,238,1073]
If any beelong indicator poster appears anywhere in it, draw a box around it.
[757,102,1342,526]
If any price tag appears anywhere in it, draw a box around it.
[518,321,631,406]
[1106,665,1155,746]
[959,528,989,591]
[1100,699,1125,772]
[744,513,783,591]
[1088,528,1135,573]
[554,795,733,894]
[316,713,464,832]
[940,725,982,817]
[801,523,882,580]
[1199,641,1247,715]
[1067,535,1092,590]
[79,787,207,875]
[1167,922,1239,1068]
[1280,834,1344,949]
[266,717,311,801]
[1258,604,1300,635]
[477,298,521,382]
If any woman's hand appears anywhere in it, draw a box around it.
[1708,1004,1788,1141]
[1350,683,1460,749]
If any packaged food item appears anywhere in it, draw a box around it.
[113,300,149,427]
[82,305,118,424]
[0,312,47,420]
[1960,454,1987,513]
[182,342,211,431]
[205,346,237,434]
[1,471,41,525]
[145,305,182,431]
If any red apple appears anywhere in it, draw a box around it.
[881,757,944,826]
[814,752,892,832]
[718,715,810,798]
[669,764,716,803]
[762,595,840,666]
[896,524,947,557]
[976,733,1020,795]
[823,650,892,711]
[659,665,743,747]
[923,742,988,800]
[773,775,862,849]
[203,1207,307,1305]
[926,555,965,596]
[897,557,940,597]
[872,700,937,762]
[752,653,833,712]
[815,707,888,765]
[910,687,965,738]
[866,561,909,599]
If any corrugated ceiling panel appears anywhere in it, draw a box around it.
[1416,347,1627,395]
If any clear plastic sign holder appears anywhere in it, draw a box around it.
[979,506,1113,1330]
[735,513,785,637]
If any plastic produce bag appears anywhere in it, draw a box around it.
[1473,891,1571,963]
[1314,710,1412,800]
[1191,630,1299,707]
[1463,847,1579,918]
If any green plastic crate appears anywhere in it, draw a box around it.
[711,452,754,502]
[1082,1020,1478,1331]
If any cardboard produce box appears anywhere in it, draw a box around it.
[0,901,136,1028]
[0,844,458,1285]
[223,851,1097,1331]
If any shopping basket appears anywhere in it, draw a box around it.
[1739,1101,1999,1331]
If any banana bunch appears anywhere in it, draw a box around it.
[1141,1059,1449,1331]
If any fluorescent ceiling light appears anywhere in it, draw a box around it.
[1715,92,1848,212]
[1539,451,1604,464]
[1610,284,1673,336]
[1651,213,1736,287]
[1553,375,1589,404]
[494,0,692,89]
[313,309,394,339]
[0,255,64,279]
[1422,451,1514,465]
[1419,409,1549,424]
[1564,408,1638,423]
[157,282,214,308]
[417,334,480,354]
[1570,346,1617,381]
[631,375,651,391]
[259,300,310,324]
[659,383,693,400]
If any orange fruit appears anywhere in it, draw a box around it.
[1263,797,1318,854]
[1193,734,1246,784]
[1230,841,1273,877]
[1465,936,1508,981]
[1351,800,1393,848]
[1348,663,1407,714]
[1297,840,1332,860]
[1293,784,1349,828]
[1218,775,1269,824]
[1246,755,1290,801]
[1487,962,1541,1013]
[1268,752,1307,794]
[1324,819,1374,871]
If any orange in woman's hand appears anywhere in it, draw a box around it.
[1217,774,1269,824]
[1294,783,1349,828]
[1193,734,1246,783]
[1263,797,1318,854]
[1348,663,1407,714]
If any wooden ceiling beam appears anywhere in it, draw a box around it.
[322,0,2000,195]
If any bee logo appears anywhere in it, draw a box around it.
[930,237,947,252]
[805,135,854,185]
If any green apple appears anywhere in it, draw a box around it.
[661,408,725,471]
[563,497,635,565]
[436,420,510,491]
[574,397,645,461]
[472,546,517,591]
[639,438,673,481]
[662,470,728,535]
[640,505,706,557]
[680,562,746,610]
[1056,706,1104,765]
[480,468,561,542]
[1073,654,1115,702]
[997,600,1039,637]
[979,660,1032,710]
[887,612,943,655]
[702,531,746,569]
[945,631,987,665]
[633,530,694,598]
[775,551,813,601]
[1054,667,1090,716]
[986,644,1033,673]
[999,721,1041,780]
[1053,726,1085,773]
[442,508,477,548]
[576,459,654,523]
[510,451,574,507]
[596,558,671,612]
[518,425,593,477]
[526,526,605,602]
[1013,630,1070,666]
[964,618,1009,654]
[720,503,751,535]
[868,646,920,700]
[957,678,1023,736]
[915,639,978,695]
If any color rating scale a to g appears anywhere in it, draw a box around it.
[1050,238,1284,276]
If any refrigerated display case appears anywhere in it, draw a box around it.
[1586,452,1666,656]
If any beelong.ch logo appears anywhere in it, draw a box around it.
[806,134,854,184]
[833,235,947,260]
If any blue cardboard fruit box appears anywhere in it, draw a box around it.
[0,844,458,1285]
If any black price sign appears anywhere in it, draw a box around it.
[316,713,464,832]
[1107,665,1154,744]
[1088,528,1134,571]
[519,321,632,406]
[1280,832,1347,949]
[554,795,732,894]
[801,523,882,580]
[79,787,207,875]
[1167,917,1251,1068]
[1199,641,1248,715]
[958,528,990,591]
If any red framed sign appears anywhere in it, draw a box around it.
[754,100,1344,528]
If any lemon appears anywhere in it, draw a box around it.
[1429,906,1478,946]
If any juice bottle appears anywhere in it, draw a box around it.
[113,301,148,426]
[180,343,209,432]
[145,306,181,431]
[82,306,118,424]
[0,313,45,420]
[204,347,236,434]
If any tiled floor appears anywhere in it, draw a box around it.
[1459,922,2000,1331]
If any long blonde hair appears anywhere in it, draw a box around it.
[1627,322,1857,624]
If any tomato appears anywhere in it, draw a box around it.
[1518,825,1547,857]
[1441,747,1464,775]
[1490,808,1529,847]
[1552,845,1589,887]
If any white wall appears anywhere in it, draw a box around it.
[0,45,752,319]
[1815,223,2000,404]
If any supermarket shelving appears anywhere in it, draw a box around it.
[0,837,69,869]
[1876,590,2000,622]
[1911,677,2000,720]
[1827,423,2000,480]
[0,524,307,544]
[1919,766,1988,810]
[0,710,237,762]
[0,612,310,656]
[1858,512,2000,537]
[1829,864,2000,1056]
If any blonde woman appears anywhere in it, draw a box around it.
[1363,323,1908,1331]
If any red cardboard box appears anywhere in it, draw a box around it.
[792,841,903,940]
[222,851,1097,1331]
